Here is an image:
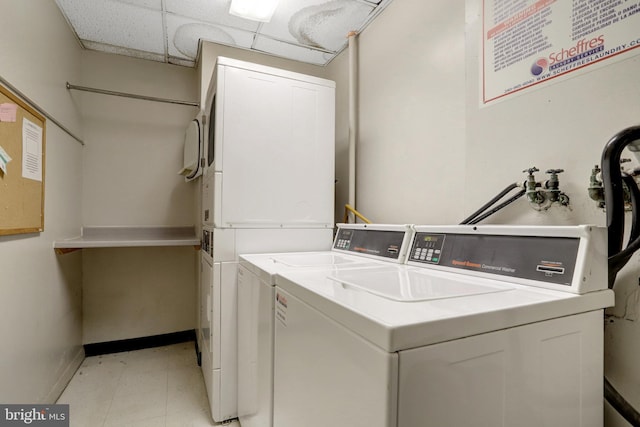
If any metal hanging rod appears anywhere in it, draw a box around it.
[66,82,200,107]
[0,75,85,145]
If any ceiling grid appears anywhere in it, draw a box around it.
[55,0,392,67]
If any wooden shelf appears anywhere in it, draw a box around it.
[53,226,200,254]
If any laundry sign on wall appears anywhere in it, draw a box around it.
[482,0,640,104]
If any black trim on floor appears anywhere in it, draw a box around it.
[84,329,196,357]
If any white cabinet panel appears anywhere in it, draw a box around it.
[398,310,604,427]
[211,63,335,228]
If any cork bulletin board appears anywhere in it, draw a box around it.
[0,83,46,236]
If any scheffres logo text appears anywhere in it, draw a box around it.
[0,405,68,426]
[531,34,607,78]
[548,35,605,66]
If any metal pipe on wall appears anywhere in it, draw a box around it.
[0,75,85,145]
[348,31,358,220]
[66,82,200,107]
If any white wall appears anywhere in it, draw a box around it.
[325,0,467,224]
[79,51,199,227]
[77,51,200,343]
[324,50,350,223]
[0,0,84,403]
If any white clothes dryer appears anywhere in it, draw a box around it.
[237,224,414,427]
[199,57,336,422]
[273,225,615,427]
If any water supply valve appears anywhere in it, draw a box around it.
[588,165,605,208]
[545,169,570,206]
[523,167,546,206]
[620,159,634,209]
[588,160,634,210]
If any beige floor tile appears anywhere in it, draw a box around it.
[105,386,167,425]
[66,398,111,427]
[167,366,209,415]
[104,415,167,427]
[115,369,169,398]
[58,342,219,427]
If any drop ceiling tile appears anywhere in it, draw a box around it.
[165,0,259,32]
[166,14,254,60]
[113,0,162,10]
[55,0,393,67]
[259,0,321,44]
[260,0,374,52]
[82,40,166,62]
[56,0,165,54]
[168,56,196,67]
[253,36,332,65]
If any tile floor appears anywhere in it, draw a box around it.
[57,342,237,427]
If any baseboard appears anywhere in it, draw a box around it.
[47,346,85,404]
[84,329,196,357]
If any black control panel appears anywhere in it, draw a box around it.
[202,229,213,258]
[410,233,445,264]
[333,228,406,260]
[410,232,580,286]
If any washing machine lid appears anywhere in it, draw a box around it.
[328,266,512,302]
[275,265,614,352]
[270,252,369,267]
[238,223,415,283]
[239,251,381,284]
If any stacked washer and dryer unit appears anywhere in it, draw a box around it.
[198,57,336,422]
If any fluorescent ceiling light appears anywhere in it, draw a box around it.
[229,0,279,22]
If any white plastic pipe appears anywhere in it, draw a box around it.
[348,31,358,217]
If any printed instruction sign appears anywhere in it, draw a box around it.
[482,0,640,104]
[22,118,43,182]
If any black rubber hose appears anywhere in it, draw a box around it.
[460,183,519,225]
[601,126,640,424]
[601,125,640,286]
[605,377,640,426]
[623,173,640,246]
[468,189,526,225]
[610,232,640,275]
[610,174,640,272]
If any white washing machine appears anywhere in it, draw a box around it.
[237,223,415,427]
[273,225,615,427]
